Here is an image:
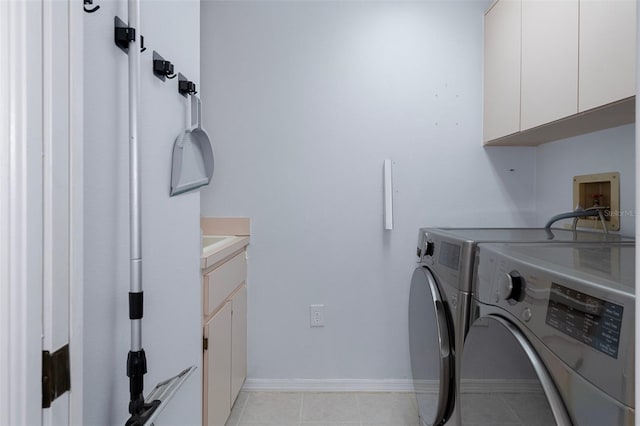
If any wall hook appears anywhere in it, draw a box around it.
[114,16,136,54]
[152,52,176,81]
[178,73,197,97]
[84,0,100,13]
[114,17,146,54]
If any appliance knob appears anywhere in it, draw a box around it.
[425,241,435,257]
[498,271,524,302]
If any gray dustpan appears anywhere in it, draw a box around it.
[170,95,214,196]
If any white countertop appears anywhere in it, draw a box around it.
[201,235,250,270]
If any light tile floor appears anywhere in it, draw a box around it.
[225,391,419,426]
[460,392,555,426]
[224,391,554,426]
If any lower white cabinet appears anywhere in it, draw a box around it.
[204,302,232,426]
[230,285,247,401]
[202,250,248,426]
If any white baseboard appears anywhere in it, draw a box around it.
[242,378,542,394]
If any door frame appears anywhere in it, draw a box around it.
[0,1,83,424]
[69,2,85,424]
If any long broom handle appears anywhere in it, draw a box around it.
[125,0,151,420]
[129,0,142,342]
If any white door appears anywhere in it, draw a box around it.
[42,0,84,424]
[0,0,83,424]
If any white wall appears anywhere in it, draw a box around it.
[200,0,538,382]
[83,1,201,424]
[535,124,636,235]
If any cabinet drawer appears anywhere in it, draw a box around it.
[204,252,246,317]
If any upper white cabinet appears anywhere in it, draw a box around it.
[483,0,521,142]
[521,0,578,130]
[483,0,636,146]
[579,0,636,112]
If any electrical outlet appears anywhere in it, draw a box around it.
[309,304,325,327]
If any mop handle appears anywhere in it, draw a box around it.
[124,0,152,422]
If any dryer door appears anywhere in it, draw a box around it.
[409,267,454,426]
[459,315,572,426]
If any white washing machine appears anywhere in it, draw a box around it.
[409,228,633,426]
[460,242,635,425]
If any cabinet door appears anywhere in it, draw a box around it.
[230,285,247,404]
[483,0,521,143]
[204,302,232,426]
[521,0,578,130]
[579,0,636,112]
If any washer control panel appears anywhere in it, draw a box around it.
[546,282,623,358]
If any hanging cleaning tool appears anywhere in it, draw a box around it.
[119,0,196,425]
[170,94,214,196]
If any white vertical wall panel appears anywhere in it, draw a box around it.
[579,0,637,112]
[521,0,578,130]
[383,159,393,230]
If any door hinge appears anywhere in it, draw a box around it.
[42,344,70,408]
[203,337,209,351]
